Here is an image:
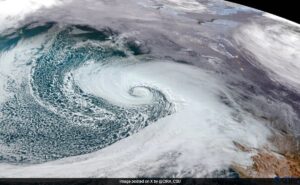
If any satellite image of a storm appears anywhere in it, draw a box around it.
[0,0,299,178]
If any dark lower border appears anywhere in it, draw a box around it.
[0,178,300,185]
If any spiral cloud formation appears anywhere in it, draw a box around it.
[0,0,299,178]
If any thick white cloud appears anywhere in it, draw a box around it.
[0,0,63,31]
[234,22,300,92]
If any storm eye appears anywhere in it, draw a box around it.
[0,0,299,179]
[0,23,175,164]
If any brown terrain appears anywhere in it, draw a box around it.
[232,138,300,178]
